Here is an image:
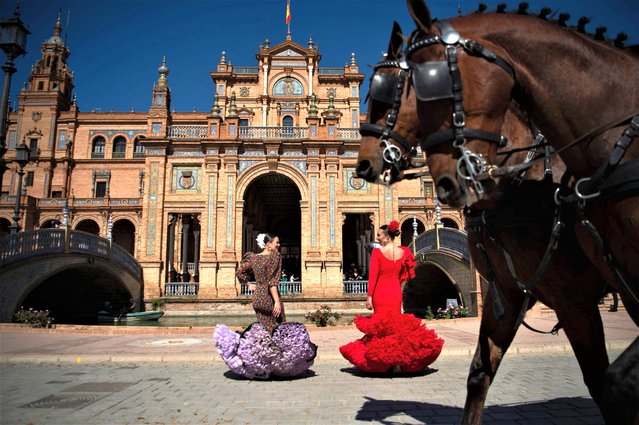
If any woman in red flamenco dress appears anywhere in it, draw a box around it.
[340,221,444,373]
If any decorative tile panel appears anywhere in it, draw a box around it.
[210,124,217,136]
[151,123,163,134]
[330,175,335,247]
[171,150,204,157]
[226,175,234,248]
[238,160,258,174]
[208,176,215,248]
[311,176,317,247]
[285,160,306,174]
[343,167,368,194]
[172,166,201,193]
[146,163,159,255]
[88,129,146,138]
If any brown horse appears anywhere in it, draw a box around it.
[357,20,635,425]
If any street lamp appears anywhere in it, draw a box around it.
[9,140,29,233]
[434,200,442,250]
[0,4,30,192]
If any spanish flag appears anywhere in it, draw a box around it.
[285,0,291,25]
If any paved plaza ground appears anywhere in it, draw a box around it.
[0,311,636,424]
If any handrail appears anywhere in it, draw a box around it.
[412,228,470,263]
[0,228,142,278]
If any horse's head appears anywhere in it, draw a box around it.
[356,22,424,186]
[403,0,517,207]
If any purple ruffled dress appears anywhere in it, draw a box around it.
[214,322,317,379]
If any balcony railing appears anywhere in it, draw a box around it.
[337,128,359,140]
[318,68,343,75]
[234,66,259,74]
[168,125,208,138]
[240,281,303,296]
[343,280,368,295]
[165,282,199,296]
[239,126,308,140]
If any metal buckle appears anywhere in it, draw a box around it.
[452,112,465,127]
[574,177,601,201]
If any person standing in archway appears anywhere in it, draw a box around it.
[340,221,444,373]
[236,233,285,332]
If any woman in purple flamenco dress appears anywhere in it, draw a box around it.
[340,221,444,373]
[214,233,316,379]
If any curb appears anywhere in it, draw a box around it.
[4,341,632,365]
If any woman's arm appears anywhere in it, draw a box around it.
[366,249,380,310]
[266,253,283,317]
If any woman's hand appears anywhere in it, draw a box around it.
[273,301,282,318]
[366,296,373,310]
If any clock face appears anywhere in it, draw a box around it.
[155,95,165,106]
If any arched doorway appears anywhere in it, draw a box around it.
[401,218,425,247]
[1,217,12,236]
[113,219,136,255]
[242,174,301,279]
[75,219,100,235]
[342,214,373,277]
[403,262,462,318]
[442,218,459,229]
[41,218,62,229]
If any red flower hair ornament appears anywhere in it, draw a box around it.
[388,221,400,233]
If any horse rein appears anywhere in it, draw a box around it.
[403,21,515,197]
[359,60,418,184]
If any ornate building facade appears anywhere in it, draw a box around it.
[0,18,464,306]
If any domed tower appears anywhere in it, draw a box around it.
[20,12,74,110]
[147,56,171,136]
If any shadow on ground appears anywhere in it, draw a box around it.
[356,396,602,424]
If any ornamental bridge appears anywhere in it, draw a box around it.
[0,228,143,323]
[405,227,477,317]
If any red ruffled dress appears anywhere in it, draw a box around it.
[339,246,444,373]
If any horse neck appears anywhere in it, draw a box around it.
[460,15,639,176]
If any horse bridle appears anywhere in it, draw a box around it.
[402,21,516,196]
[359,60,417,181]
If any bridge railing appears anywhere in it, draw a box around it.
[0,228,142,278]
[343,280,368,295]
[411,228,470,263]
[239,281,303,296]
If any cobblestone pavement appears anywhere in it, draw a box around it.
[0,351,618,425]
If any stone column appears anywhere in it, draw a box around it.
[166,214,177,282]
[193,218,200,283]
[180,214,191,282]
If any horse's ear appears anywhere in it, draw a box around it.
[386,21,404,60]
[407,0,433,33]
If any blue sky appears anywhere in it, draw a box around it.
[2,0,637,113]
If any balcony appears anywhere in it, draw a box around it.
[168,125,208,138]
[239,126,308,140]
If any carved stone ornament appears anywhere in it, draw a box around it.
[179,170,195,189]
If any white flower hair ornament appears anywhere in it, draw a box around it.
[256,233,267,249]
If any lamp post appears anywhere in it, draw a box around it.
[9,140,29,233]
[434,200,442,250]
[0,4,30,192]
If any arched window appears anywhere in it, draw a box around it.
[282,115,294,127]
[282,115,294,137]
[133,136,145,158]
[92,136,105,159]
[112,136,126,158]
[272,77,304,96]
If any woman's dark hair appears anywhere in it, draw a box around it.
[380,224,400,239]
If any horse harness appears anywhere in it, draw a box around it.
[401,21,639,309]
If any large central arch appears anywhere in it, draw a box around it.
[240,171,302,278]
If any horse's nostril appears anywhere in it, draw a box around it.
[436,177,456,205]
[356,160,371,178]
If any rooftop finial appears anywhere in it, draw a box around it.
[157,56,169,86]
[220,50,226,64]
[308,36,314,49]
[350,52,357,66]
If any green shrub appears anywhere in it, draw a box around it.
[436,303,469,319]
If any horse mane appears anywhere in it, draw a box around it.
[471,2,634,50]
